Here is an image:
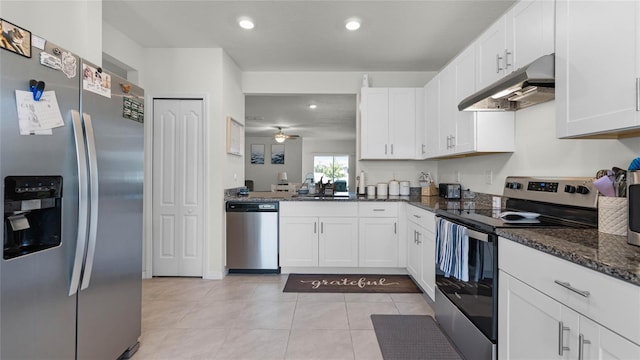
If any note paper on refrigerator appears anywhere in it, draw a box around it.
[15,90,65,135]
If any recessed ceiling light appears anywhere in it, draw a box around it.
[238,17,255,30]
[345,18,361,31]
[309,104,317,109]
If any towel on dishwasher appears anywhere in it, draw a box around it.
[436,218,469,281]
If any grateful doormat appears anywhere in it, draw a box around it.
[283,274,421,293]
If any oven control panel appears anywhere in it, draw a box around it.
[527,181,559,192]
[503,176,598,209]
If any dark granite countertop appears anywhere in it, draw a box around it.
[497,228,640,287]
[224,189,640,286]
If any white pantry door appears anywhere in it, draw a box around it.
[152,99,204,276]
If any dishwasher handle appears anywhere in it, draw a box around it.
[226,202,279,212]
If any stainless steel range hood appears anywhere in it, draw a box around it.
[458,53,555,111]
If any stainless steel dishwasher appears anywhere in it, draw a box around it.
[225,201,279,273]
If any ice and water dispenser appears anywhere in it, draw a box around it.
[3,176,63,259]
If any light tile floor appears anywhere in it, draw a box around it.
[134,274,435,360]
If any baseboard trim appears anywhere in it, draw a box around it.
[203,271,226,280]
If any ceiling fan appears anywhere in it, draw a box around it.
[273,127,300,143]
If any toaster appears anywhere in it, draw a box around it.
[439,183,462,199]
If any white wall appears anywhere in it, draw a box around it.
[143,47,230,279]
[102,21,145,85]
[358,160,439,188]
[222,52,246,190]
[0,0,102,64]
[302,139,357,191]
[245,136,303,191]
[437,101,640,195]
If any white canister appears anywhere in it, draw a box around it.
[388,180,400,196]
[377,183,388,196]
[399,181,411,196]
[367,185,376,196]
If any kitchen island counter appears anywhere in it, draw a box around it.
[497,227,640,287]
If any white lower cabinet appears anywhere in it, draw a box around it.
[358,202,399,268]
[499,238,640,359]
[318,217,358,267]
[279,202,358,268]
[405,204,436,300]
[406,220,421,279]
[279,216,319,267]
[359,217,398,267]
[500,271,640,360]
[280,216,358,267]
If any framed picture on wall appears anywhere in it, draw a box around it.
[226,117,243,156]
[0,19,32,58]
[271,144,285,164]
[250,144,265,164]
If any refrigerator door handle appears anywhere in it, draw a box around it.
[69,110,89,296]
[80,112,99,291]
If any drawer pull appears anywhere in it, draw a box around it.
[413,214,421,219]
[558,321,571,356]
[554,280,591,297]
[373,209,385,212]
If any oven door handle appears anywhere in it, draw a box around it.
[466,228,490,242]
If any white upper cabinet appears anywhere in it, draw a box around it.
[360,88,390,158]
[360,87,417,159]
[477,17,508,90]
[437,64,457,155]
[506,0,555,72]
[477,0,555,90]
[422,76,440,159]
[556,0,640,138]
[424,44,515,159]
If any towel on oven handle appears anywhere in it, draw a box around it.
[436,218,469,281]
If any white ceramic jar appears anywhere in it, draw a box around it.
[399,181,411,196]
[377,183,388,196]
[388,180,400,196]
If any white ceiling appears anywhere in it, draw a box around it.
[103,0,516,139]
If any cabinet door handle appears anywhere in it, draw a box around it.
[636,78,639,111]
[391,144,394,155]
[451,135,455,148]
[321,222,324,234]
[414,230,417,243]
[394,222,397,234]
[578,334,591,360]
[554,280,591,297]
[385,144,388,155]
[314,222,317,234]
[558,321,571,356]
[504,49,512,70]
[496,53,504,73]
[422,144,426,154]
[417,232,422,244]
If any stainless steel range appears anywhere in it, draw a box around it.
[434,176,598,360]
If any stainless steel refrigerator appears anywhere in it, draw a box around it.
[1,39,143,359]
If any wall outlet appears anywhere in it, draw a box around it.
[485,170,493,185]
